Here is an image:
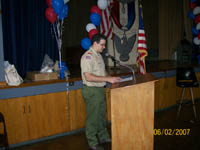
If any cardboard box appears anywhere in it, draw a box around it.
[27,71,58,81]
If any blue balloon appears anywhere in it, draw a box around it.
[59,4,69,20]
[59,69,65,79]
[190,0,196,3]
[188,11,195,20]
[58,61,67,69]
[81,38,91,50]
[192,27,199,35]
[52,0,64,15]
[90,13,101,26]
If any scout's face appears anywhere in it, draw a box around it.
[94,39,106,53]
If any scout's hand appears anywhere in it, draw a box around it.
[107,77,121,84]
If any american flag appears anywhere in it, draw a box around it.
[100,0,113,39]
[136,4,148,74]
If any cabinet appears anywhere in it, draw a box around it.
[68,88,111,131]
[0,92,70,145]
[154,72,200,110]
[69,89,86,131]
[0,97,29,144]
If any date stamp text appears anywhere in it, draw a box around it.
[153,128,190,136]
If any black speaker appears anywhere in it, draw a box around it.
[176,67,199,88]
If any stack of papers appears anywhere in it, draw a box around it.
[120,76,133,82]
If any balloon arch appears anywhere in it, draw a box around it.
[188,0,200,45]
[81,0,109,50]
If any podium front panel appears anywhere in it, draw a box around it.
[111,81,155,150]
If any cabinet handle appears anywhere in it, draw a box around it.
[28,105,31,113]
[23,105,26,114]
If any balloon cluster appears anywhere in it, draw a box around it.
[81,0,108,50]
[188,0,200,45]
[45,0,69,23]
[45,0,70,79]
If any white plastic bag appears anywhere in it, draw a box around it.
[4,62,23,86]
[40,54,54,73]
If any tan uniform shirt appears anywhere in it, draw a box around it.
[81,48,106,87]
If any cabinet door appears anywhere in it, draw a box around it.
[69,89,86,130]
[26,92,70,140]
[1,97,29,145]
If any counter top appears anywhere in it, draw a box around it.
[1,60,200,91]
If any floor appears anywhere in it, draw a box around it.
[12,101,200,150]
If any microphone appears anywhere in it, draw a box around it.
[105,52,136,82]
[105,53,120,64]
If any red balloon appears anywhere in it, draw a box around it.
[90,5,102,17]
[189,3,196,9]
[198,33,200,39]
[45,7,57,24]
[195,15,200,24]
[46,0,52,7]
[89,29,99,39]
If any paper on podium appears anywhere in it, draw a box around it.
[120,76,133,82]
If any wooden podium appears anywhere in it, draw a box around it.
[110,73,156,150]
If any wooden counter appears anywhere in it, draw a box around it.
[1,61,200,146]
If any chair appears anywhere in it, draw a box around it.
[0,112,9,150]
[176,67,199,121]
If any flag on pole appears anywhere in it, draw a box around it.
[100,0,113,39]
[136,4,148,74]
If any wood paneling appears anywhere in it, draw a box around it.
[155,72,200,111]
[68,88,111,132]
[1,72,200,145]
[0,92,70,145]
[193,73,200,98]
[69,89,86,130]
[1,97,29,144]
[106,88,111,121]
[26,92,70,139]
[155,77,177,110]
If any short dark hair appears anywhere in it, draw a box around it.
[91,33,106,44]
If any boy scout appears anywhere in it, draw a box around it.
[81,34,121,150]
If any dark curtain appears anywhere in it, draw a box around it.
[1,0,59,78]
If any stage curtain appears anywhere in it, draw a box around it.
[1,0,58,78]
[158,0,184,60]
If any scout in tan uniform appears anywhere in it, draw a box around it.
[81,34,121,150]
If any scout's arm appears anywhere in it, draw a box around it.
[84,72,120,84]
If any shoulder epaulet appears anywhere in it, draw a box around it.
[87,52,92,55]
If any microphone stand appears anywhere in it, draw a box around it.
[111,59,136,82]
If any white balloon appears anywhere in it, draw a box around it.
[98,0,108,10]
[193,6,200,15]
[196,23,200,30]
[64,0,70,4]
[86,23,96,32]
[193,37,200,45]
